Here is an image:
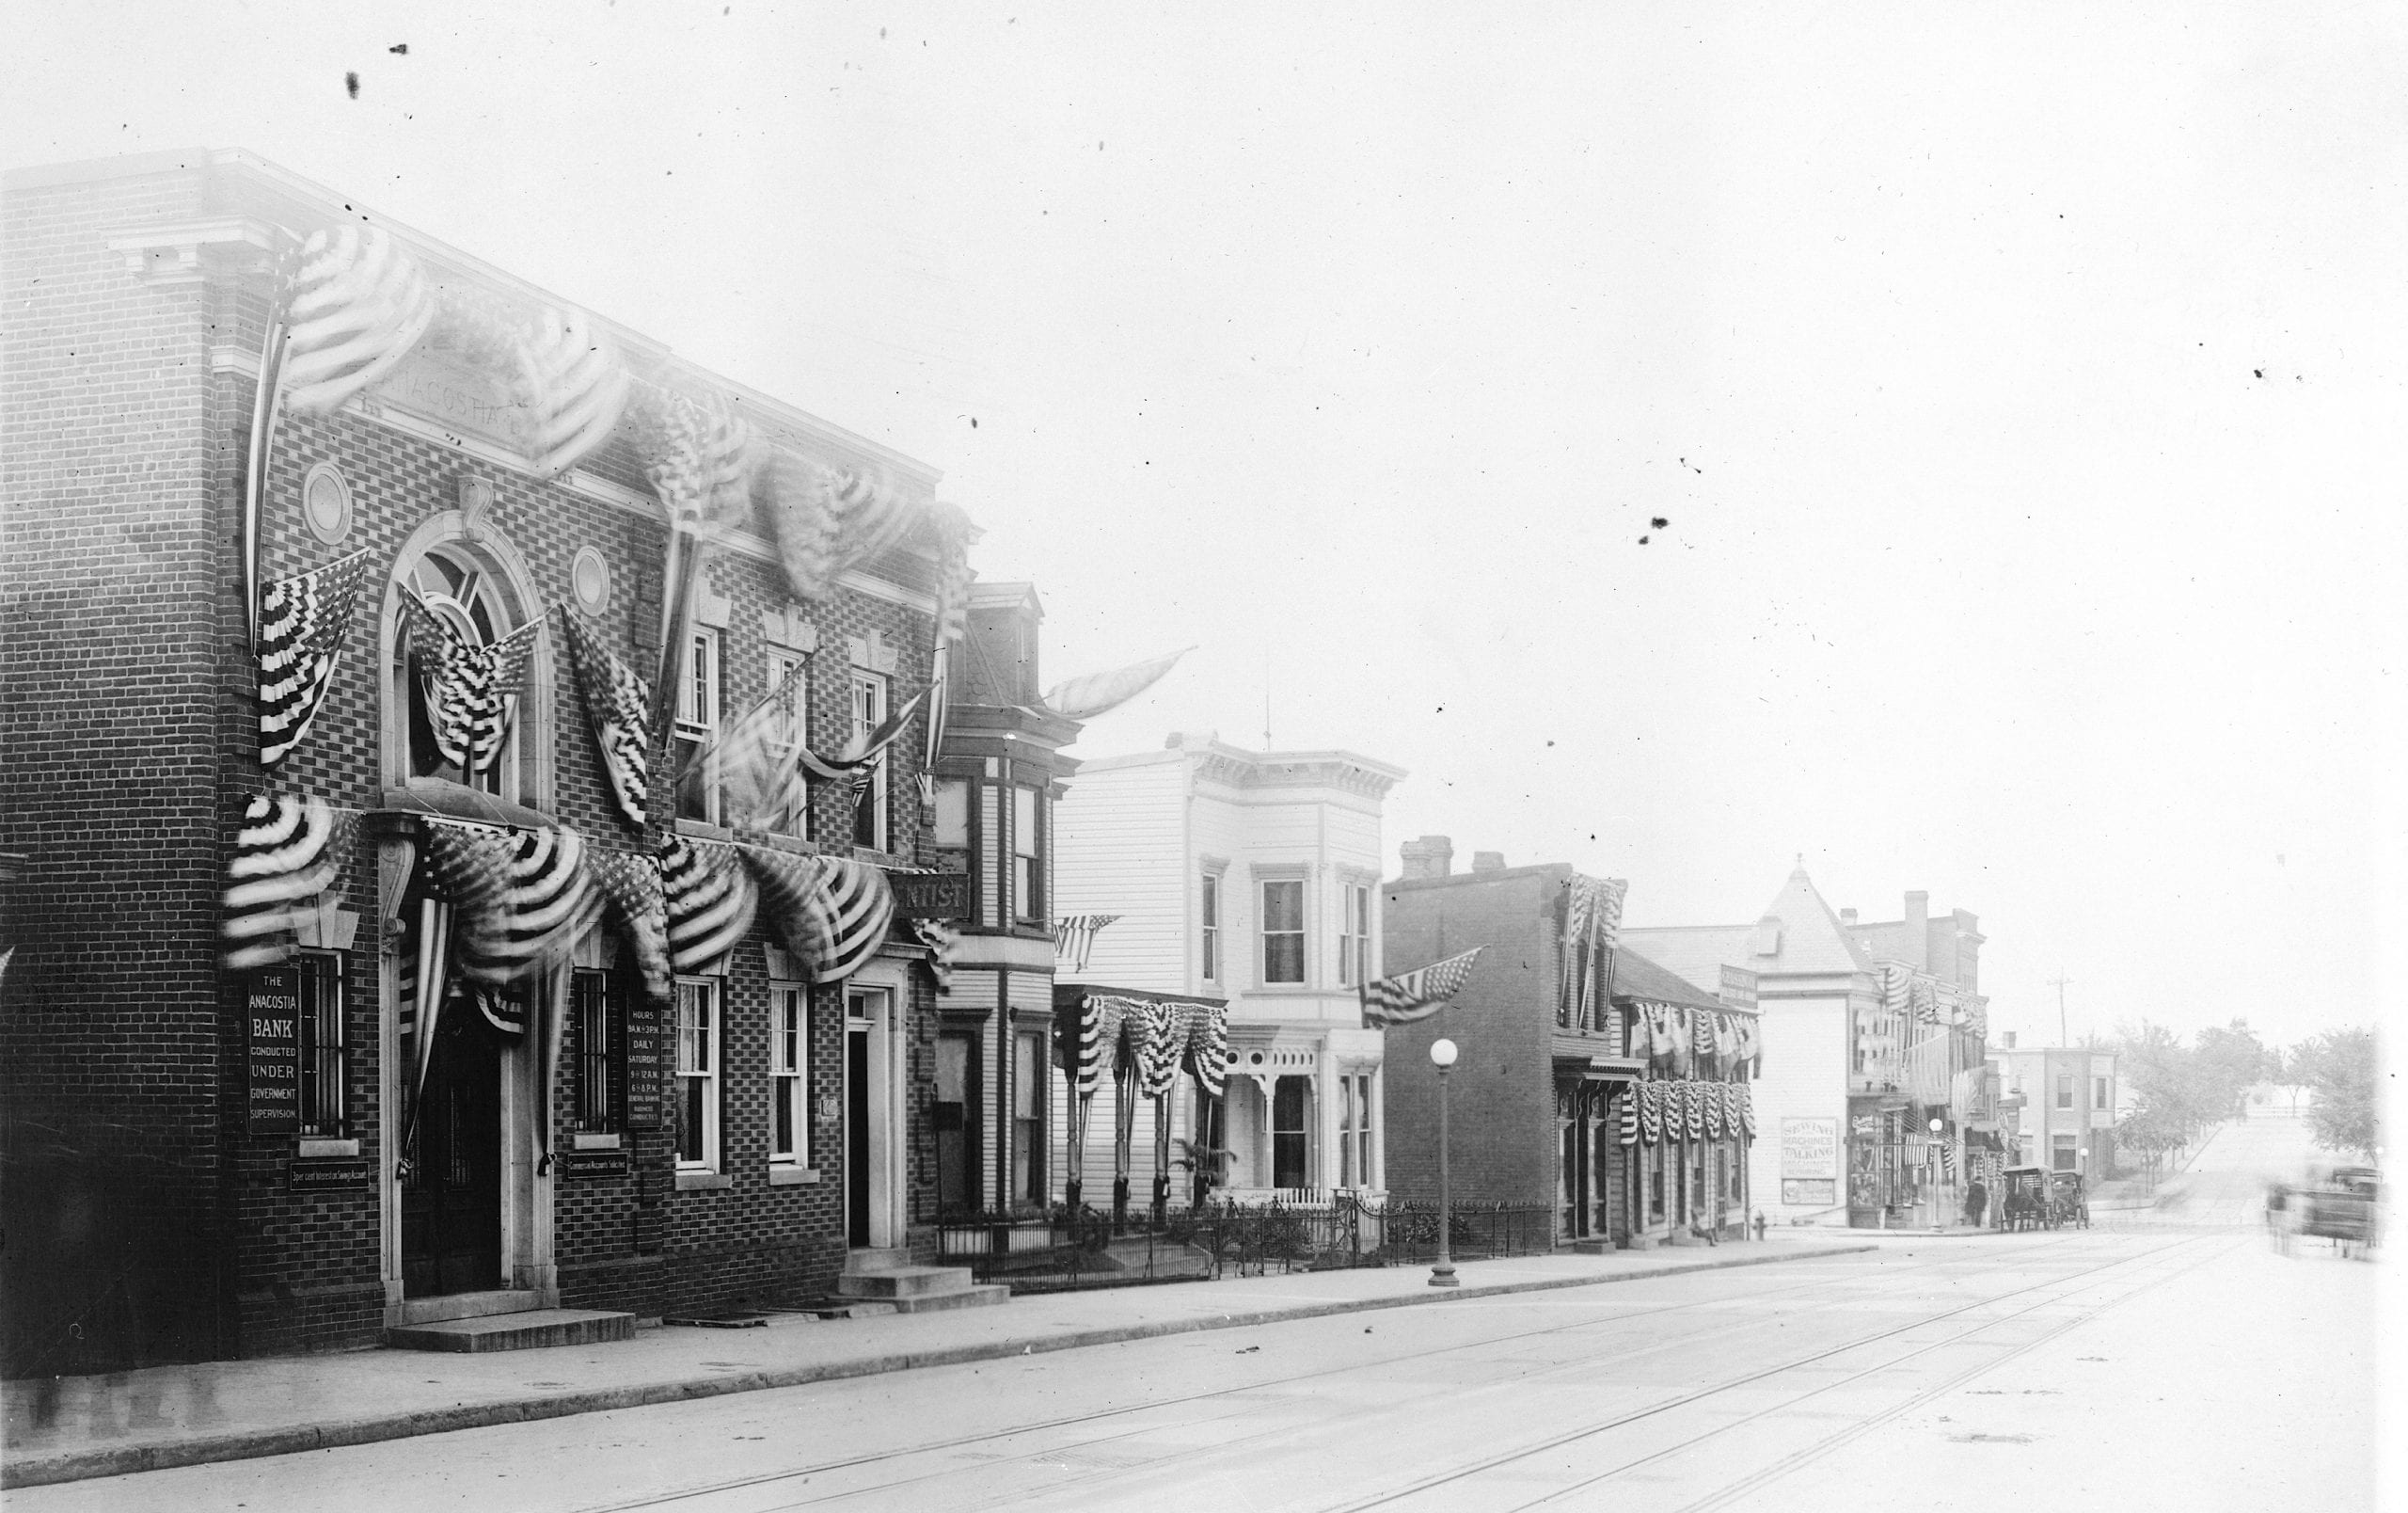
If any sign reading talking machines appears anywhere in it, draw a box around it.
[246,965,304,1133]
[1780,1115,1840,1207]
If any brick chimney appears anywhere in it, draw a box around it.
[1400,836,1453,881]
[1471,851,1506,874]
[1839,907,1858,926]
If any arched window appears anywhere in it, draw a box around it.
[390,545,529,801]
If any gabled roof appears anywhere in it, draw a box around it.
[1621,864,1871,981]
[1609,947,1727,1014]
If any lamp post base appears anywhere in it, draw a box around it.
[1428,1264,1458,1288]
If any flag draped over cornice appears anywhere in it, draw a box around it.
[424,820,603,986]
[513,306,628,479]
[556,606,652,827]
[221,794,339,971]
[257,548,374,767]
[281,225,437,417]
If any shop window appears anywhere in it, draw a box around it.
[573,968,621,1135]
[296,951,346,1138]
[769,982,807,1165]
[675,978,720,1171]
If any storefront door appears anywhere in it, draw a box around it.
[933,1031,978,1213]
[402,1013,502,1297]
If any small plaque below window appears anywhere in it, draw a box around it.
[571,546,611,615]
[301,463,353,546]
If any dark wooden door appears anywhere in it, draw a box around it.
[402,1014,502,1297]
[846,1027,871,1247]
[932,1032,978,1214]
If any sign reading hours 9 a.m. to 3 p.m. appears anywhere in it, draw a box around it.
[246,964,303,1133]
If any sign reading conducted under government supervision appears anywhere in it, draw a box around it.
[246,965,303,1133]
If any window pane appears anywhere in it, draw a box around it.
[932,779,970,848]
[1201,875,1218,926]
[1261,880,1302,932]
[1264,933,1304,983]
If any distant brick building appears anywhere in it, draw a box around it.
[1380,842,1759,1248]
[1,150,1001,1372]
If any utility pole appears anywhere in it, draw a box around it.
[2049,975,2071,1048]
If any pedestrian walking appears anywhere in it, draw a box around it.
[1963,1177,1988,1231]
[2266,1181,2289,1254]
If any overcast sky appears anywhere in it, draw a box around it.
[10,2,2401,1052]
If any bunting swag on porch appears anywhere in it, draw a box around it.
[423,820,602,985]
[1639,1081,1663,1143]
[221,793,339,971]
[1738,1083,1756,1138]
[1052,914,1120,975]
[1358,946,1485,1029]
[257,548,374,766]
[1619,1086,1640,1146]
[556,606,652,827]
[512,306,628,479]
[1703,1078,1724,1139]
[795,858,895,985]
[1037,647,1193,723]
[401,589,544,775]
[587,847,671,1001]
[658,836,756,975]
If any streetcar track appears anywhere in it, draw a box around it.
[1314,1232,2214,1513]
[565,1238,2065,1513]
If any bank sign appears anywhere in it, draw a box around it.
[246,966,303,1133]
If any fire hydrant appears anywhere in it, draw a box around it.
[1751,1209,1767,1242]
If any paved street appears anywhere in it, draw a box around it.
[10,1218,2374,1513]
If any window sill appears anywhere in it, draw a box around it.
[573,1132,622,1151]
[674,819,734,842]
[674,1171,734,1191]
[768,1166,820,1187]
[850,845,908,868]
[296,1138,358,1158]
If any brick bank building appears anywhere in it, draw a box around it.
[0,150,1022,1372]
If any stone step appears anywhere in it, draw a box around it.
[834,1264,982,1299]
[385,1308,636,1354]
[882,1282,1010,1314]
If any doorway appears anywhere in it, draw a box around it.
[402,1011,502,1297]
[844,981,902,1250]
[932,1031,979,1214]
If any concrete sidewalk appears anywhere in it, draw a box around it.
[0,1237,1871,1489]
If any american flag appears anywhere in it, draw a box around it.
[513,306,627,479]
[281,225,436,417]
[797,857,896,984]
[1618,1086,1640,1146]
[1358,947,1484,1029]
[1737,1083,1756,1138]
[1038,647,1193,723]
[1052,914,1122,974]
[645,391,752,526]
[221,794,339,972]
[257,547,374,767]
[1703,1079,1723,1139]
[794,688,928,788]
[1639,1081,1663,1143]
[556,606,652,827]
[403,590,543,775]
[740,844,826,978]
[425,820,602,985]
[588,848,671,1003]
[658,836,756,976]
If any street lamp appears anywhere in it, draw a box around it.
[1928,1117,1945,1231]
[1430,1038,1459,1288]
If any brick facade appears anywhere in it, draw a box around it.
[3,150,963,1373]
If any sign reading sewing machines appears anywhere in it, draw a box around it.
[1780,1114,1840,1193]
[246,965,304,1133]
[888,870,970,921]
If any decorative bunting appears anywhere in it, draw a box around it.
[221,794,338,971]
[1618,1085,1639,1146]
[912,917,961,993]
[645,391,752,526]
[1639,1080,1662,1144]
[739,844,826,976]
[792,688,928,788]
[1738,1082,1756,1139]
[281,225,436,417]
[513,306,628,478]
[1038,647,1193,723]
[658,836,756,975]
[257,547,375,766]
[556,607,653,826]
[402,590,543,775]
[1703,1077,1724,1139]
[797,857,895,984]
[588,848,671,1001]
[1359,947,1484,1029]
[1052,914,1121,975]
[424,821,602,985]
[758,454,921,605]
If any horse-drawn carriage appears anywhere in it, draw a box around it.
[2047,1170,2090,1229]
[2000,1167,2050,1231]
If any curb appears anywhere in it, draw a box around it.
[3,1242,1873,1489]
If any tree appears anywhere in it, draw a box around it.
[2290,1027,2380,1164]
[2194,1019,2269,1121]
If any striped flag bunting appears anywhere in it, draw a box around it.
[658,836,756,975]
[1703,1079,1724,1139]
[1879,961,1913,1023]
[556,606,653,827]
[1619,1086,1640,1146]
[794,687,929,788]
[1688,1079,1707,1140]
[1069,995,1154,1099]
[1738,1083,1756,1139]
[1911,978,1938,1025]
[222,794,339,971]
[919,644,950,806]
[1639,1081,1663,1143]
[911,917,961,994]
[645,391,752,526]
[402,589,544,775]
[1358,946,1484,1029]
[1137,1000,1186,1100]
[513,306,628,479]
[257,547,375,766]
[588,848,671,1001]
[758,454,920,605]
[1723,1082,1742,1139]
[739,844,826,978]
[424,820,602,985]
[1640,1002,1680,1061]
[797,857,896,985]
[927,502,975,648]
[1052,914,1121,975]
[1692,1008,1718,1070]
[281,225,436,416]
[1183,999,1230,1100]
[1038,647,1194,723]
